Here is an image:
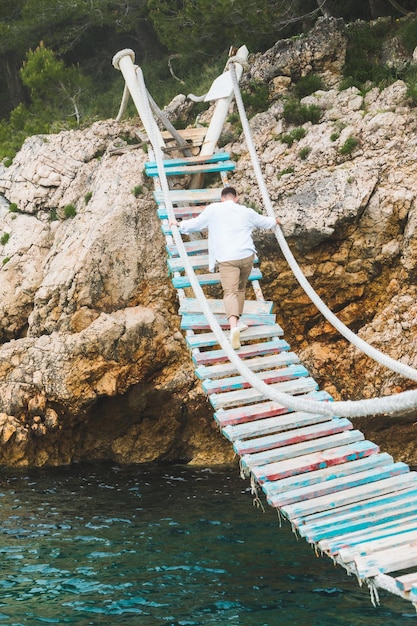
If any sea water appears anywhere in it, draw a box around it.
[0,463,415,625]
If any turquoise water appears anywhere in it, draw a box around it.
[0,463,415,625]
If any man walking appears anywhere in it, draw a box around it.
[170,187,280,349]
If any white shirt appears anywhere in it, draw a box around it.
[179,200,277,272]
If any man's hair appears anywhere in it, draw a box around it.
[221,187,237,199]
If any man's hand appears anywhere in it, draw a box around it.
[169,219,179,228]
[276,217,282,226]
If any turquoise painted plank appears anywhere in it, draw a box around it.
[281,473,417,520]
[146,152,231,170]
[222,410,333,442]
[173,267,262,288]
[180,298,273,316]
[180,311,275,330]
[202,364,309,395]
[154,188,223,205]
[146,160,235,177]
[192,338,289,365]
[196,351,300,380]
[209,376,318,410]
[268,462,409,510]
[297,486,417,543]
[169,254,258,273]
[167,240,208,257]
[262,453,393,497]
[158,206,205,220]
[242,430,364,471]
[213,390,332,427]
[234,418,352,457]
[186,324,284,348]
[396,572,417,593]
[330,516,417,560]
[250,440,379,485]
[354,542,417,579]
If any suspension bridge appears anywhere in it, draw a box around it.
[112,46,417,609]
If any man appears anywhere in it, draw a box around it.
[169,187,280,349]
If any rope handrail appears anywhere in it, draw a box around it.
[130,58,417,418]
[227,59,417,384]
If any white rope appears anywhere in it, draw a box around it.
[135,64,417,417]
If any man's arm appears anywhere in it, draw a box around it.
[169,207,210,232]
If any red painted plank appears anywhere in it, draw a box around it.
[193,339,290,365]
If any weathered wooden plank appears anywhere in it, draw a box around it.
[167,239,208,257]
[297,486,417,543]
[242,430,364,471]
[154,188,223,205]
[234,418,352,456]
[180,298,273,316]
[146,160,235,177]
[146,152,231,170]
[338,523,417,564]
[158,205,205,220]
[396,572,417,593]
[186,324,285,348]
[222,409,333,442]
[203,364,309,395]
[251,440,379,485]
[214,390,332,427]
[192,338,288,365]
[355,542,417,579]
[173,267,262,289]
[181,311,274,330]
[209,376,318,410]
[268,462,409,509]
[263,453,393,497]
[196,351,300,380]
[161,127,207,145]
[169,254,259,273]
[281,473,417,520]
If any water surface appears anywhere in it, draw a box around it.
[0,463,415,625]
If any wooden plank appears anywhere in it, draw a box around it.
[263,453,393,496]
[161,127,207,146]
[158,205,205,220]
[146,152,231,169]
[209,376,318,410]
[192,338,289,365]
[180,298,273,316]
[167,240,208,257]
[251,440,379,485]
[267,462,409,509]
[222,409,333,442]
[214,390,332,427]
[173,267,263,289]
[396,572,417,593]
[338,523,417,563]
[196,351,300,380]
[298,487,417,543]
[146,160,235,177]
[180,310,275,330]
[281,473,417,520]
[242,430,364,471]
[354,542,417,579]
[186,324,285,348]
[234,418,352,456]
[154,188,223,205]
[202,364,309,395]
[169,254,259,273]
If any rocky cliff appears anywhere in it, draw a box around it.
[1,17,417,467]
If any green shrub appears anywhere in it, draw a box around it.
[64,204,77,218]
[49,208,58,222]
[2,257,10,266]
[283,99,321,125]
[3,157,13,167]
[242,81,270,115]
[294,74,324,99]
[0,232,10,245]
[277,167,294,179]
[330,131,340,142]
[339,136,359,155]
[397,17,417,54]
[298,146,311,160]
[84,191,93,205]
[281,126,306,146]
[8,203,18,212]
[132,185,143,198]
